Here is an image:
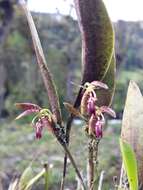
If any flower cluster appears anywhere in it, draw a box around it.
[80,81,116,139]
[15,103,54,139]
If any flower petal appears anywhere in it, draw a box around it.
[15,109,39,120]
[87,96,96,114]
[91,81,109,89]
[15,103,41,111]
[95,120,103,138]
[34,121,43,139]
[100,106,116,118]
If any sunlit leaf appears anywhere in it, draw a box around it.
[18,166,34,190]
[121,81,143,184]
[120,139,138,190]
[25,169,45,190]
[96,54,116,106]
[8,178,19,190]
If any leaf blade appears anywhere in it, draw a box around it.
[120,139,138,190]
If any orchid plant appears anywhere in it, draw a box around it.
[12,0,117,189]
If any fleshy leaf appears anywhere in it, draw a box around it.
[74,0,115,108]
[120,139,138,190]
[121,81,143,184]
[74,0,114,83]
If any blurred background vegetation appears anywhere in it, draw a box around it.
[0,2,143,189]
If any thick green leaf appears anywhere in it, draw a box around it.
[25,169,45,190]
[121,81,143,183]
[74,0,115,108]
[120,138,138,190]
[74,0,114,84]
[96,53,116,106]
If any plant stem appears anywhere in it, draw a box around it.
[60,115,74,190]
[62,144,86,190]
[87,139,100,190]
[44,163,49,190]
[87,139,94,190]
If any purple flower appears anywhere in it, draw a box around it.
[15,103,54,139]
[88,114,103,138]
[35,120,43,139]
[87,95,96,115]
[94,120,103,138]
[15,103,41,120]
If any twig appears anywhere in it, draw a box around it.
[62,144,86,190]
[98,171,105,190]
[60,115,75,190]
[61,89,83,189]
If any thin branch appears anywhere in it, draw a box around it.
[61,143,86,190]
[61,89,83,189]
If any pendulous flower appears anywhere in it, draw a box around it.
[80,81,108,116]
[80,81,116,139]
[15,103,54,139]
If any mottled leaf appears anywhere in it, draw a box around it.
[121,81,143,184]
[74,0,115,108]
[120,139,138,190]
[74,0,114,84]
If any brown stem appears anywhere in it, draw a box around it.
[60,115,74,190]
[87,139,100,190]
[19,0,62,124]
[61,143,86,190]
[60,87,83,189]
[88,139,94,190]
